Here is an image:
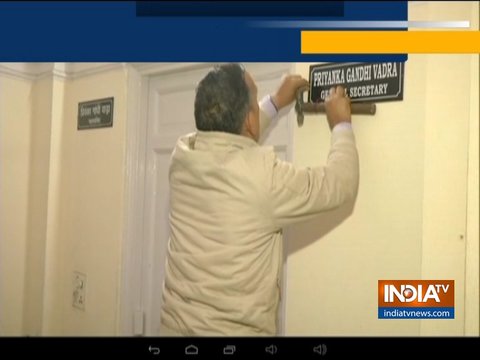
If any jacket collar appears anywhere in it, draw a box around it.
[182,131,258,151]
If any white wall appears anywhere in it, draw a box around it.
[40,75,68,335]
[288,59,424,336]
[285,1,479,336]
[0,66,129,336]
[465,6,479,334]
[22,76,54,335]
[0,76,32,335]
[416,0,478,337]
[42,68,128,335]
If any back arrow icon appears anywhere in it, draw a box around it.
[148,345,160,355]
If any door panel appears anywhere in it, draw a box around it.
[142,63,293,335]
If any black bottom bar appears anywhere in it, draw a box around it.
[2,337,479,358]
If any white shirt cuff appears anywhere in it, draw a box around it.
[259,95,279,121]
[332,122,352,133]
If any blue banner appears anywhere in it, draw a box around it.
[0,1,408,62]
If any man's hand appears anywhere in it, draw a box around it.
[325,86,351,131]
[271,75,309,110]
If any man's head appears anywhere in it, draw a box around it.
[195,63,260,141]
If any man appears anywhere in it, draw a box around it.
[160,63,359,336]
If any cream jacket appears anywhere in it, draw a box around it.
[160,111,359,336]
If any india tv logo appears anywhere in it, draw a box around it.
[378,280,454,319]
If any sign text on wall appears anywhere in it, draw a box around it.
[78,97,114,130]
[309,62,404,103]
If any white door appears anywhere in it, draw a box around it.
[140,63,295,335]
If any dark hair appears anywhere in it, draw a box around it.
[194,63,250,134]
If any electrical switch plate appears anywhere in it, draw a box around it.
[73,271,86,311]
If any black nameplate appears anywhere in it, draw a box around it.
[78,97,114,130]
[309,62,404,103]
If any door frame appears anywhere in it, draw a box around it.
[120,63,214,335]
[120,63,295,336]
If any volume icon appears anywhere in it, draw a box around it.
[265,344,278,355]
[313,344,327,356]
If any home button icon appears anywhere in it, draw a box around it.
[185,344,199,355]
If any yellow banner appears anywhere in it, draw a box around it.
[301,31,480,54]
